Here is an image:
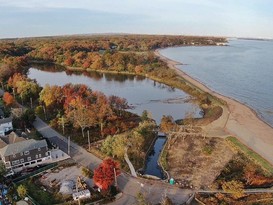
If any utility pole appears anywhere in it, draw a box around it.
[30,97,33,109]
[21,95,23,105]
[43,105,47,120]
[87,130,91,152]
[12,88,15,97]
[68,136,70,156]
[114,168,117,187]
[62,116,65,135]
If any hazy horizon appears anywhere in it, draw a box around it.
[1,0,273,39]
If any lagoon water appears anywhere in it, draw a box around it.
[160,39,273,127]
[28,67,201,124]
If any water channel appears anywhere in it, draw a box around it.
[142,136,167,179]
[28,65,202,178]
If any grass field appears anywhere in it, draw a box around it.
[226,136,273,175]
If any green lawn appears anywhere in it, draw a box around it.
[19,178,64,205]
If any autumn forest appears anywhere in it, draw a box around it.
[0,34,225,168]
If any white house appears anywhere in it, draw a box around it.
[72,190,91,201]
[0,117,13,136]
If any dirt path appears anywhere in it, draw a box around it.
[155,49,273,166]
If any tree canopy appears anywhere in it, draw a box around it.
[93,158,120,191]
[0,161,7,179]
[17,184,28,199]
[3,92,14,106]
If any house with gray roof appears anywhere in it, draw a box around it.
[0,117,13,136]
[0,138,51,173]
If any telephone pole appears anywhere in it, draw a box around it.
[30,97,33,109]
[114,168,117,187]
[43,105,47,120]
[62,116,65,134]
[87,130,91,152]
[68,136,70,156]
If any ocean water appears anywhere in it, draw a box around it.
[160,39,273,127]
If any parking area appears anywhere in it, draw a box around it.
[40,165,93,189]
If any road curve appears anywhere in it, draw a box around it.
[33,116,192,204]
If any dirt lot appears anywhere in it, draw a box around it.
[40,165,93,189]
[166,134,234,189]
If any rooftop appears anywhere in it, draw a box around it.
[0,139,47,157]
[0,138,7,149]
[0,132,26,145]
[0,117,12,124]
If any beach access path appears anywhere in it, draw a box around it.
[155,49,273,166]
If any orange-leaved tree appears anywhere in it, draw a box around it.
[93,158,120,191]
[3,92,14,106]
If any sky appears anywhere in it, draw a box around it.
[0,0,273,39]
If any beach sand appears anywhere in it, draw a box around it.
[155,49,273,166]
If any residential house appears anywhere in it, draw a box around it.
[0,136,51,174]
[72,190,91,201]
[0,132,25,149]
[0,117,13,136]
[0,138,7,150]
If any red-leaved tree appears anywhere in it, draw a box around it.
[93,158,120,191]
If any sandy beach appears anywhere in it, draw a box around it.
[155,49,273,166]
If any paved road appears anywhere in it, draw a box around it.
[31,116,273,204]
[33,117,102,169]
[32,116,193,204]
[2,87,273,204]
[48,136,79,156]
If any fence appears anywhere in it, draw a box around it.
[13,163,58,184]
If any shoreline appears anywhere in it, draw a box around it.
[155,48,273,166]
